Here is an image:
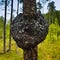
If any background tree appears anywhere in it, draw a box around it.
[41,0,49,13]
[47,1,56,24]
[0,0,10,5]
[9,0,13,51]
[55,10,60,26]
[0,16,4,39]
[3,0,7,53]
[19,0,23,3]
[36,2,42,12]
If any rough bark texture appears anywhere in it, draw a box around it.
[32,46,37,60]
[24,46,37,60]
[11,13,48,49]
[23,0,36,15]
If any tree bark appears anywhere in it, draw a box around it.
[4,0,7,53]
[24,46,37,60]
[23,0,36,15]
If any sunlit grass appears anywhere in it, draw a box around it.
[38,37,60,60]
[0,51,23,60]
[0,38,23,60]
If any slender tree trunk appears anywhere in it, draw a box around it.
[42,0,44,15]
[17,0,19,15]
[23,0,37,60]
[4,0,7,53]
[9,0,13,51]
[39,0,40,11]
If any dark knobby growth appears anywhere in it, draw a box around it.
[11,13,49,49]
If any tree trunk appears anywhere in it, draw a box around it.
[9,0,13,51]
[23,0,36,15]
[24,47,37,60]
[23,0,37,60]
[4,0,7,53]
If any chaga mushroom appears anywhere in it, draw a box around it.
[11,13,49,49]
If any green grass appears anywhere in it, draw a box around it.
[38,39,60,60]
[0,51,23,60]
[0,39,23,60]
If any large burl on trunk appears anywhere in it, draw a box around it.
[11,13,48,49]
